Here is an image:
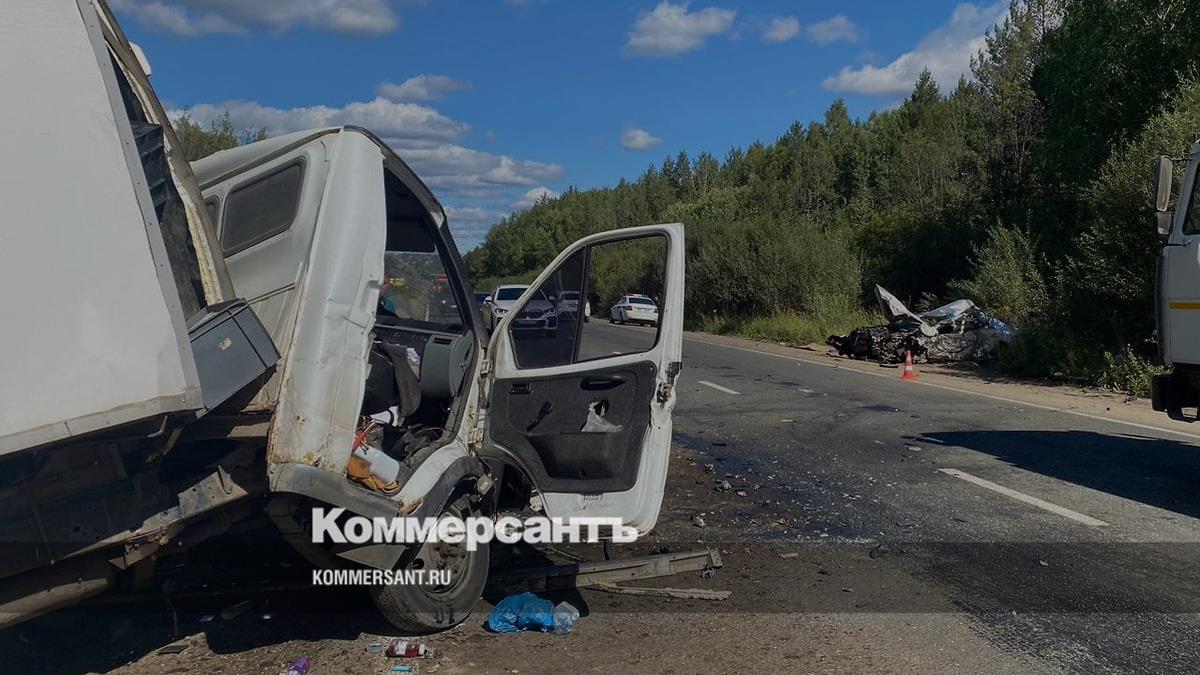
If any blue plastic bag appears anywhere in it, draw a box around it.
[486,592,555,633]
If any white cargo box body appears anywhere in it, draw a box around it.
[0,1,201,453]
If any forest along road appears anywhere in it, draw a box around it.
[590,320,1200,673]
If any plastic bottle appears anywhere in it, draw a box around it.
[552,601,580,635]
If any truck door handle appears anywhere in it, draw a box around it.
[581,375,625,390]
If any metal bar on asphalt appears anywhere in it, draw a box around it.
[489,549,724,593]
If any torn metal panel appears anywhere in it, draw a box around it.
[829,285,1017,364]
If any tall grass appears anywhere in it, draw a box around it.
[690,307,881,347]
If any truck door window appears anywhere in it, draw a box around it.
[1186,175,1200,235]
[221,162,303,255]
[377,172,465,333]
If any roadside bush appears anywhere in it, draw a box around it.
[686,216,863,320]
[1094,346,1168,397]
[1066,78,1200,348]
[949,225,1049,327]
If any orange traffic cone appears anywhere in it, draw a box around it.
[901,350,918,381]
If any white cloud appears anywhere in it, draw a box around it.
[174,98,563,201]
[177,98,468,144]
[623,1,736,57]
[377,75,472,103]
[111,0,399,36]
[822,1,1007,97]
[620,127,664,150]
[806,15,860,46]
[762,16,799,44]
[444,206,491,223]
[513,187,560,209]
[399,145,564,196]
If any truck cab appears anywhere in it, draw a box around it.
[1151,141,1200,418]
[0,1,685,634]
[193,128,686,630]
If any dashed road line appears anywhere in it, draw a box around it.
[938,468,1109,527]
[698,380,741,396]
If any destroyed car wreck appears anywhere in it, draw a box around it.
[827,286,1016,364]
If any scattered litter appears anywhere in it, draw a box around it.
[841,588,853,593]
[366,642,385,654]
[692,514,707,528]
[199,614,214,623]
[734,490,748,497]
[703,463,716,474]
[393,667,416,674]
[593,582,731,601]
[778,552,800,560]
[219,599,254,621]
[827,285,1016,364]
[1038,560,1049,567]
[282,658,311,675]
[156,643,188,655]
[715,480,732,492]
[701,568,718,579]
[386,640,428,657]
[487,593,556,633]
[552,601,580,635]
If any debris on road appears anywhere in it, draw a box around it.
[155,643,188,655]
[282,657,311,675]
[593,582,732,601]
[219,599,254,621]
[490,550,724,595]
[487,593,555,633]
[386,639,429,657]
[552,602,580,635]
[826,285,1016,364]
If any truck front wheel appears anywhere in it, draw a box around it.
[369,488,489,633]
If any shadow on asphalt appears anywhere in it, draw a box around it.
[922,429,1200,518]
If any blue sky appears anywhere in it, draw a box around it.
[112,0,1010,248]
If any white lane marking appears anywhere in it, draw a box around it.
[681,335,1200,443]
[938,468,1109,527]
[698,380,741,395]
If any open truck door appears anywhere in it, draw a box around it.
[482,224,685,533]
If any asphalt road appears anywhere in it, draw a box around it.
[8,321,1200,673]
[583,320,1200,673]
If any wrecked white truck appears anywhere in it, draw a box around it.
[0,0,685,633]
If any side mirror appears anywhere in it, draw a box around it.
[484,296,492,303]
[1154,156,1174,211]
[1153,156,1174,235]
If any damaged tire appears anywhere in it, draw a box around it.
[370,488,488,633]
